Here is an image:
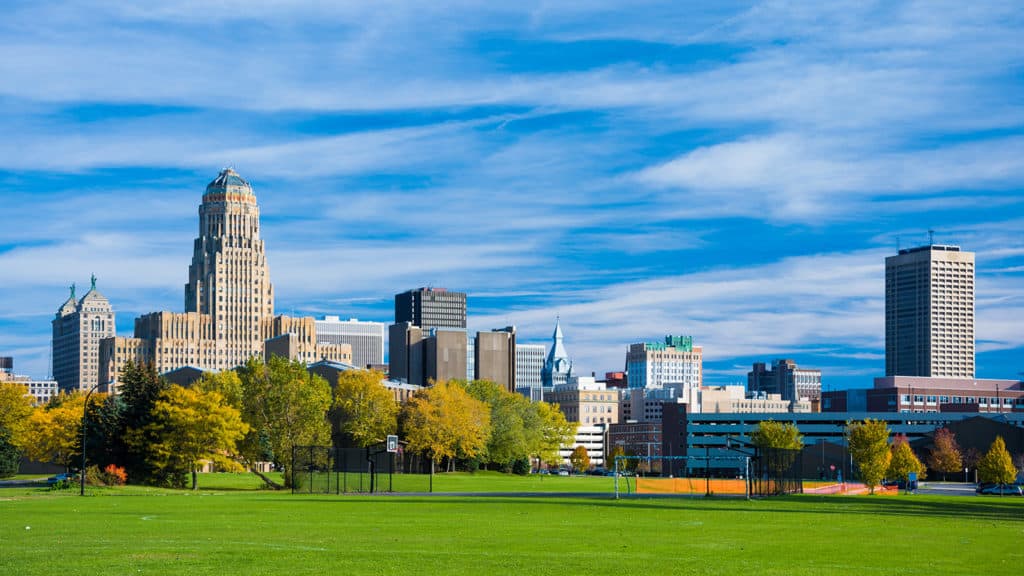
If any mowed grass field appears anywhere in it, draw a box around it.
[2,474,1023,575]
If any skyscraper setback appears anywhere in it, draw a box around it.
[885,244,975,378]
[183,168,275,368]
[97,169,350,389]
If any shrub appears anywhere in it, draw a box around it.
[511,457,531,476]
[103,464,127,485]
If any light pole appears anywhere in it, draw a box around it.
[80,383,101,496]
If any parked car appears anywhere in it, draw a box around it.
[557,469,570,476]
[977,483,1023,496]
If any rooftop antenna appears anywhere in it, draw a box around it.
[928,229,935,246]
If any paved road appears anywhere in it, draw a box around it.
[911,482,978,497]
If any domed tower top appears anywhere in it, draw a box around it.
[204,168,254,200]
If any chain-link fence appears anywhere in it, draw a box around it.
[614,451,803,497]
[291,445,432,494]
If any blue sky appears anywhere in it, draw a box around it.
[1,1,1022,389]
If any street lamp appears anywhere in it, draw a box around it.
[80,383,101,496]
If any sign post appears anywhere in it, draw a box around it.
[386,435,399,453]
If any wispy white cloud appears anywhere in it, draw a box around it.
[635,134,1024,222]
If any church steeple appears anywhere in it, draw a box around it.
[541,317,572,388]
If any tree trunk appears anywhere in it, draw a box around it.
[192,468,197,491]
[248,467,284,490]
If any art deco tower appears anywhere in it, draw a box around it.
[184,168,275,367]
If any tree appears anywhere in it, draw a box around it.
[530,401,576,470]
[0,382,35,477]
[608,445,627,474]
[750,420,803,450]
[400,380,490,472]
[332,370,398,448]
[194,370,244,411]
[23,393,99,471]
[751,420,803,489]
[237,356,332,488]
[569,445,590,473]
[847,419,891,494]
[977,436,1017,485]
[129,385,249,490]
[888,435,926,485]
[463,380,533,470]
[0,382,34,442]
[0,428,21,478]
[927,428,963,481]
[116,361,170,483]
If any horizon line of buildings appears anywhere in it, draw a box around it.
[3,168,1022,469]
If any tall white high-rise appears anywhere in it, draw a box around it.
[885,244,975,378]
[515,344,545,391]
[315,316,385,368]
[625,335,703,390]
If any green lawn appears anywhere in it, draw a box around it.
[2,479,1022,575]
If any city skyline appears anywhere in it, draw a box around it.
[1,2,1022,388]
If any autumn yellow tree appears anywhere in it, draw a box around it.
[569,445,590,473]
[0,382,35,477]
[847,419,891,494]
[530,401,576,470]
[927,428,962,481]
[332,369,398,448]
[129,385,249,490]
[24,393,105,472]
[977,436,1017,485]
[888,435,926,486]
[401,380,490,472]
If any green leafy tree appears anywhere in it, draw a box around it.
[847,419,891,494]
[750,420,804,450]
[927,428,962,481]
[464,380,533,470]
[332,370,398,448]
[977,436,1017,485]
[569,445,590,473]
[400,380,490,472]
[888,435,926,485]
[194,370,244,411]
[116,361,171,482]
[237,356,332,488]
[751,420,804,490]
[129,385,249,490]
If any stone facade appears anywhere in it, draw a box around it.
[52,277,116,392]
[98,169,349,391]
